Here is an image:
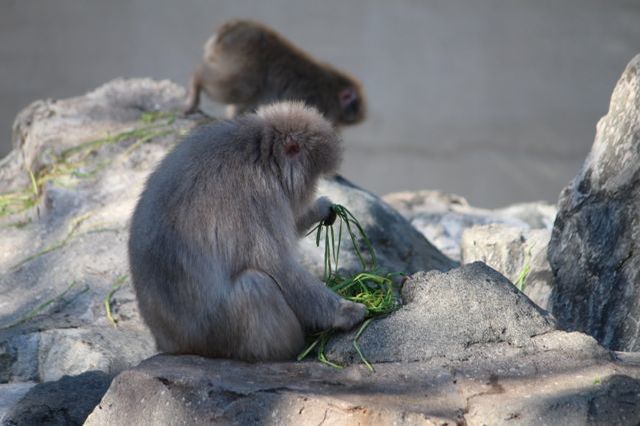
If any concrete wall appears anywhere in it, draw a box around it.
[1,0,639,206]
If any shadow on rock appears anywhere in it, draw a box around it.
[3,371,111,426]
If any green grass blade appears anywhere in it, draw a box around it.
[297,337,320,361]
[0,281,78,329]
[104,274,128,327]
[353,318,374,372]
[305,203,403,371]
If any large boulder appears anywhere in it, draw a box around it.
[0,78,452,408]
[85,347,640,426]
[325,262,556,364]
[548,54,640,351]
[0,79,187,384]
[4,74,640,424]
[84,263,640,425]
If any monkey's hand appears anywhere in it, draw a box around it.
[332,300,367,331]
[323,207,337,226]
[297,197,336,234]
[315,196,337,226]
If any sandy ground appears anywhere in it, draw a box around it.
[1,0,639,206]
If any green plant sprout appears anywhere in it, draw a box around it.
[0,112,178,218]
[0,281,89,330]
[105,274,128,327]
[139,111,176,124]
[297,204,402,371]
[514,243,535,292]
[11,212,93,270]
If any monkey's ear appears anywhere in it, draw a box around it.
[338,87,358,108]
[284,138,301,157]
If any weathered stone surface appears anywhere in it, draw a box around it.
[0,326,155,383]
[9,78,187,187]
[85,339,640,426]
[325,262,556,364]
[4,72,640,425]
[461,224,553,310]
[549,54,640,351]
[0,382,35,423]
[0,78,453,419]
[465,364,640,426]
[383,190,556,260]
[1,79,188,386]
[3,371,111,426]
[82,261,637,425]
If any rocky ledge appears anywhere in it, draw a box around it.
[2,54,640,425]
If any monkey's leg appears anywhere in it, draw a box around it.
[229,269,305,361]
[274,263,367,334]
[184,65,204,114]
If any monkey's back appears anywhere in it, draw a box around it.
[129,118,297,353]
[208,20,354,120]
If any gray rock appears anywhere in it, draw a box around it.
[10,78,187,185]
[1,79,187,387]
[465,369,640,426]
[383,190,556,261]
[549,54,640,351]
[85,337,640,426]
[461,224,553,310]
[0,382,35,423]
[381,189,471,218]
[3,371,111,426]
[4,74,640,425]
[0,77,453,417]
[0,327,155,383]
[324,262,556,364]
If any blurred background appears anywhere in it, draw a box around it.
[1,0,639,207]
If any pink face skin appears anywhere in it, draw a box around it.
[284,137,301,156]
[339,87,358,109]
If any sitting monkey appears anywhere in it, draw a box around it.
[129,101,367,361]
[185,20,366,127]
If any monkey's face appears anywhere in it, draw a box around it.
[280,128,342,179]
[337,86,366,125]
[257,102,342,192]
[273,123,342,180]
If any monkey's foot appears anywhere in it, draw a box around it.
[332,300,367,331]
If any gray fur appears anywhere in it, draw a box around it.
[129,102,366,362]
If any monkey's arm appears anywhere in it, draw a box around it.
[296,196,336,235]
[272,261,366,333]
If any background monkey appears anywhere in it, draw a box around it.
[129,101,367,362]
[184,20,366,126]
